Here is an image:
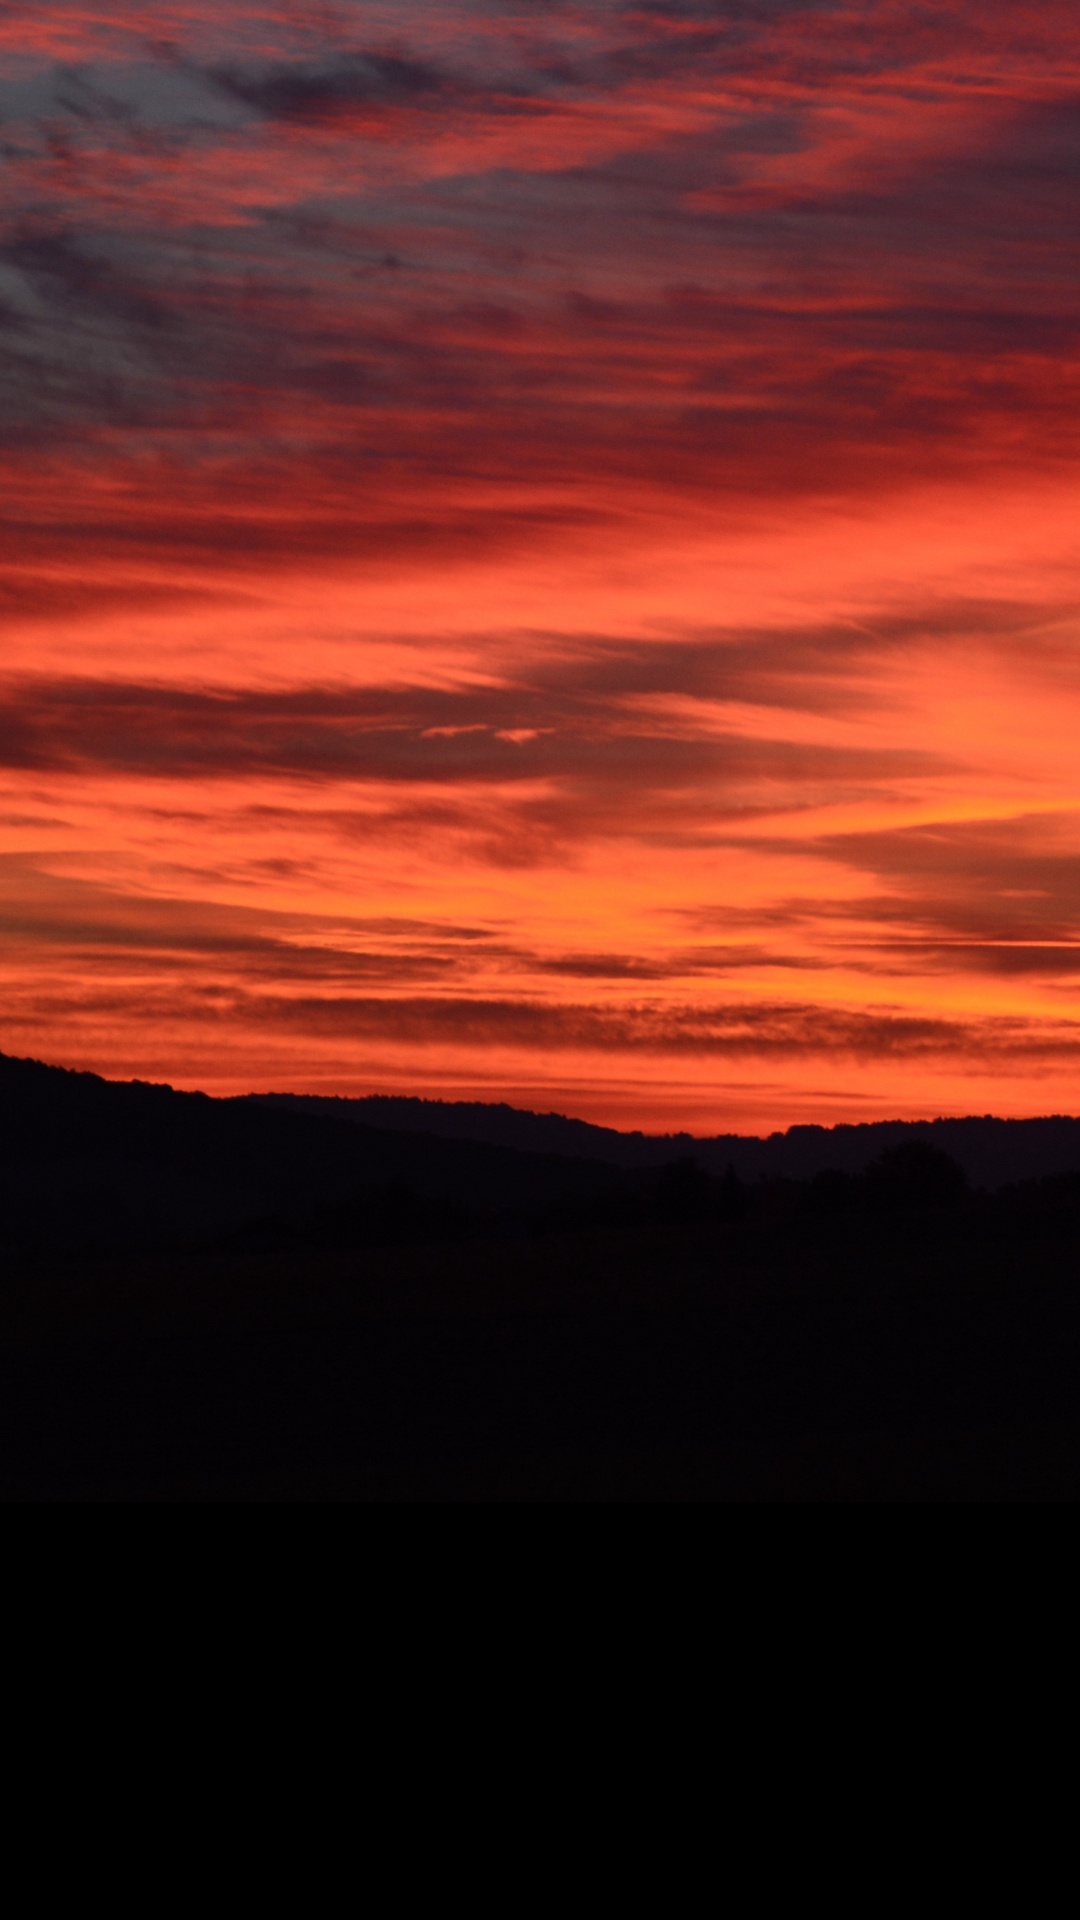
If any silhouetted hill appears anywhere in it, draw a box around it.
[0,1050,626,1254]
[5,1051,1080,1499]
[7,1053,1080,1261]
[251,1092,677,1164]
[251,1091,1080,1190]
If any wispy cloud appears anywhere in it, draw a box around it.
[2,3,1079,1121]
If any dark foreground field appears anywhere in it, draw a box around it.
[4,1051,1080,1500]
[5,1219,1080,1500]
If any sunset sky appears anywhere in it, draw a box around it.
[2,0,1080,1131]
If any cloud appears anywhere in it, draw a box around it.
[3,5,1080,1118]
[1,3,1078,493]
[204,51,477,125]
[0,853,504,981]
[811,815,1080,945]
[0,575,238,624]
[0,673,944,800]
[9,959,1080,1068]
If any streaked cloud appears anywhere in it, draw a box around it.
[2,2,1079,1125]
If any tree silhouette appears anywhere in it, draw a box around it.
[862,1142,968,1210]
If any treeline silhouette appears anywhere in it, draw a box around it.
[253,1089,1080,1189]
[4,1051,1080,1500]
[6,1048,1080,1257]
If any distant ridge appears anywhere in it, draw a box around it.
[250,1093,676,1165]
[250,1091,1080,1191]
[5,1048,1080,1193]
[0,1049,628,1252]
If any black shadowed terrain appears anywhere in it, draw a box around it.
[4,1050,1080,1501]
[252,1089,1080,1187]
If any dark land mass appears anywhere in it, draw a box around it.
[5,1049,1080,1501]
[252,1090,1080,1189]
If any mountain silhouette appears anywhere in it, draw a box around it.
[250,1089,1080,1189]
[5,1049,1080,1501]
[0,1050,624,1254]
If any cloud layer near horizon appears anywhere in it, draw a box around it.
[2,1,1080,1129]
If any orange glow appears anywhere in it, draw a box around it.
[3,3,1080,1130]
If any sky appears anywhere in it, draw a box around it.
[1,0,1080,1132]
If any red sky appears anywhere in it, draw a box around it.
[2,1,1080,1130]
